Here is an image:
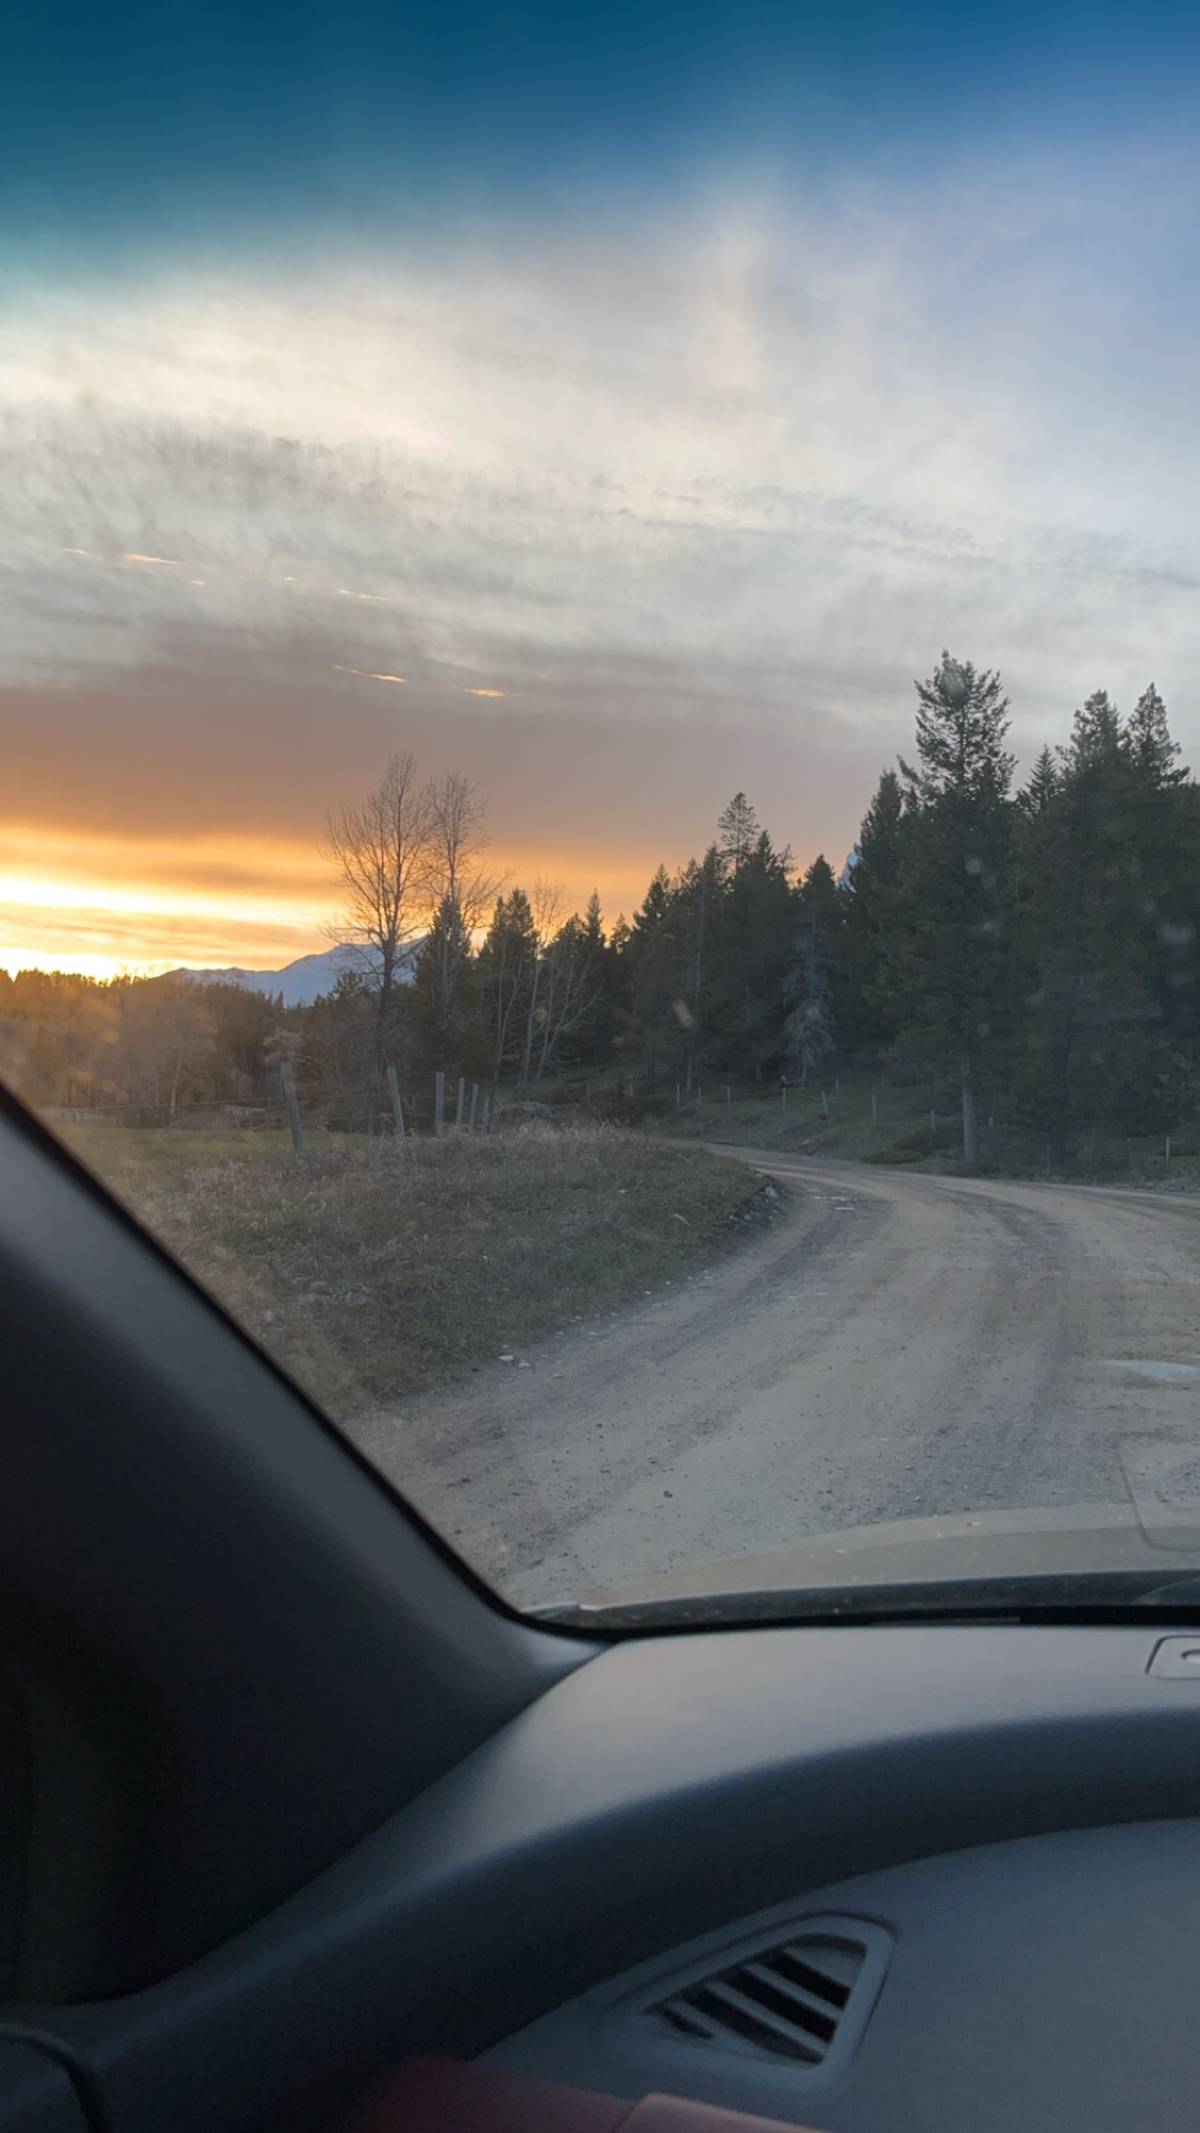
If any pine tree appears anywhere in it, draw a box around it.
[408,895,485,1086]
[305,969,378,1130]
[1062,689,1123,776]
[575,891,624,1066]
[708,826,794,1082]
[622,869,687,1089]
[842,768,908,1054]
[1119,686,1195,1073]
[675,846,725,1090]
[1013,688,1179,1156]
[896,653,1015,1164]
[1018,746,1060,818]
[716,793,760,878]
[784,856,844,1085]
[476,890,538,1081]
[1125,683,1187,788]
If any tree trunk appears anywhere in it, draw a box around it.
[375,954,395,1082]
[519,955,541,1090]
[960,1052,979,1167]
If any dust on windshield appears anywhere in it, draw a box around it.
[5,0,1200,1614]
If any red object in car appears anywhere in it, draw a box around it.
[345,2056,824,2132]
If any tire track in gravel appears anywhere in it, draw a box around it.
[347,1154,1200,1607]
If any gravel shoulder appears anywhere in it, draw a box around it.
[347,1152,1200,1608]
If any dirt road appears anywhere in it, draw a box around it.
[348,1154,1200,1607]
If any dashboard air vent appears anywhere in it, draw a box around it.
[649,1923,881,2070]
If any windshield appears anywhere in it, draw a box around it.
[6,0,1200,1623]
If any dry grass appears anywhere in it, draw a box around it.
[660,1074,1200,1186]
[59,1120,771,1416]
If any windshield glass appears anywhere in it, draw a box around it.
[6,0,1200,1620]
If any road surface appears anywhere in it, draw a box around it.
[348,1153,1200,1608]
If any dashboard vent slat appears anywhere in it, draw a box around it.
[777,1944,855,2006]
[736,1963,838,2039]
[695,1981,823,2061]
[659,1998,720,2041]
[646,1922,883,2071]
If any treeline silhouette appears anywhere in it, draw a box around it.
[5,652,1199,1164]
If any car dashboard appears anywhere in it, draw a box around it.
[491,1817,1200,2130]
[47,1620,1200,2133]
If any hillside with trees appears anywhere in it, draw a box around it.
[6,654,1200,1172]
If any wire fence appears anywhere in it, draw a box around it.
[48,1068,1200,1181]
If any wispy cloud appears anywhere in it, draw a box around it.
[2,137,1200,957]
[331,664,409,685]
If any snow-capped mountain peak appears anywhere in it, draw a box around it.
[164,943,408,1007]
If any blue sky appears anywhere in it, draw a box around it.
[3,0,1200,970]
[8,1,1200,234]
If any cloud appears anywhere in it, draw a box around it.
[331,664,409,685]
[2,139,1200,970]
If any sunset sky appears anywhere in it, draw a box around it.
[5,0,1200,976]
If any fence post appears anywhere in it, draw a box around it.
[386,1062,405,1137]
[821,1088,829,1118]
[280,1059,304,1156]
[1166,1133,1172,1165]
[781,1081,787,1112]
[468,1083,479,1132]
[675,1084,681,1108]
[455,1076,466,1130]
[434,1071,445,1138]
[725,1085,731,1107]
[871,1091,878,1126]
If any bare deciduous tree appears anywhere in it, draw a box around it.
[516,879,562,1088]
[532,914,601,1086]
[423,772,502,1043]
[424,772,499,927]
[513,881,602,1088]
[113,979,213,1121]
[326,752,433,1075]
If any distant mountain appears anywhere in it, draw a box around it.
[165,943,413,1008]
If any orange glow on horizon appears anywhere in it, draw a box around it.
[0,820,678,981]
[0,823,335,980]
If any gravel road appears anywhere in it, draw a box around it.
[348,1153,1200,1607]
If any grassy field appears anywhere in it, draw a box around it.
[659,1072,957,1163]
[659,1069,1200,1187]
[57,1119,775,1415]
